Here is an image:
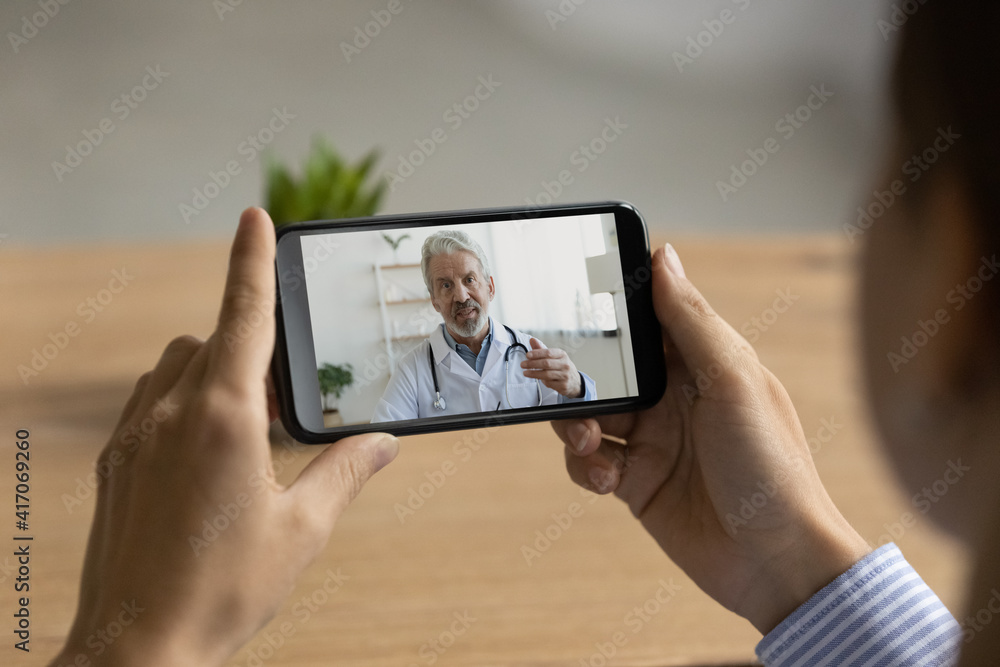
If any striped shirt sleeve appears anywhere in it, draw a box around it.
[755,542,963,666]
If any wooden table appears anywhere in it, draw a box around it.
[0,236,969,666]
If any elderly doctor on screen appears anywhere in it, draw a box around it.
[371,230,596,422]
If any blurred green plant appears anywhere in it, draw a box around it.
[317,362,354,411]
[264,137,386,227]
[381,232,410,252]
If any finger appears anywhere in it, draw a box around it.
[521,348,569,365]
[522,370,571,391]
[132,335,203,418]
[551,417,603,455]
[525,347,560,361]
[524,375,570,397]
[521,357,562,370]
[113,372,152,434]
[288,433,400,531]
[208,207,277,393]
[663,242,686,278]
[651,244,758,392]
[563,443,624,495]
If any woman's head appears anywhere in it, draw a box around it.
[861,0,1000,541]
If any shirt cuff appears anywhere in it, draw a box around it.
[755,542,962,667]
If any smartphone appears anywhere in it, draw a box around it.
[272,200,666,443]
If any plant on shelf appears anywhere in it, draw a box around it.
[264,137,386,226]
[381,232,411,264]
[262,138,383,439]
[317,362,354,412]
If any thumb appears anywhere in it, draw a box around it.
[529,337,544,350]
[289,433,399,525]
[651,244,755,379]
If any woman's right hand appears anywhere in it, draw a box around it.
[551,244,871,634]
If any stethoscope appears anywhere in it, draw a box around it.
[429,324,542,411]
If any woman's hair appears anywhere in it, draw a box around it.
[893,1,1000,254]
[420,230,493,295]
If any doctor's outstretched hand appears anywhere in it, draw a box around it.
[522,338,583,398]
[50,208,399,667]
[550,243,870,635]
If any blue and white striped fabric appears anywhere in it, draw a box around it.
[756,543,962,666]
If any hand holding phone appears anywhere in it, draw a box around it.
[272,201,666,443]
[551,243,871,635]
[53,208,399,666]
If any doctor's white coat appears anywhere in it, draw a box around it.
[371,317,596,422]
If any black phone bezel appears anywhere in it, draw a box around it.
[272,200,665,444]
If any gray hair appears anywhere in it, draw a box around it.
[421,230,492,295]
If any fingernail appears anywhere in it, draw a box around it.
[374,434,399,472]
[239,206,260,227]
[588,466,610,493]
[567,422,590,452]
[663,243,686,279]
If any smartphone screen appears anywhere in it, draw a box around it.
[273,201,665,443]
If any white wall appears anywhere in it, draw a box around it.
[2,1,895,246]
[302,223,500,424]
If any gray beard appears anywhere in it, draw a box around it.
[450,306,487,338]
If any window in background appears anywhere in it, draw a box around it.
[489,214,614,332]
